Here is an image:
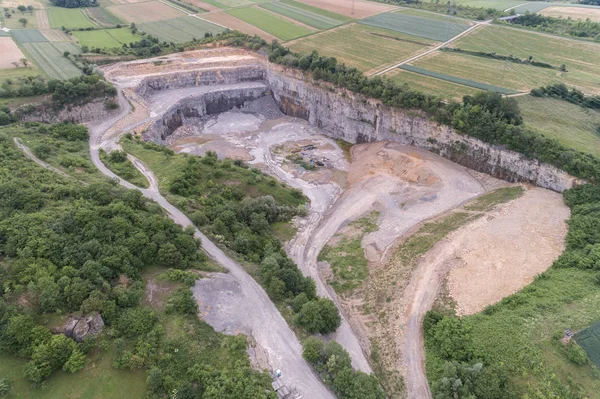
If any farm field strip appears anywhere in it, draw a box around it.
[396,8,473,24]
[0,36,26,69]
[359,11,472,42]
[227,6,312,41]
[40,28,73,42]
[138,16,224,42]
[108,1,186,23]
[293,0,396,19]
[35,9,50,29]
[48,6,97,29]
[72,27,139,48]
[260,1,345,30]
[200,10,277,41]
[289,23,435,73]
[540,6,600,22]
[21,41,82,79]
[85,6,125,26]
[399,64,519,94]
[385,68,482,101]
[10,29,48,43]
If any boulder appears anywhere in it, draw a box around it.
[64,317,79,338]
[61,313,104,342]
[73,318,90,343]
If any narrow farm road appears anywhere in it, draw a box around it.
[13,137,71,179]
[373,20,490,76]
[85,88,335,399]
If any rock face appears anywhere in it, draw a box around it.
[17,98,119,124]
[140,63,578,192]
[63,313,104,342]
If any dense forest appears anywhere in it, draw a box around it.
[509,12,600,41]
[0,124,274,397]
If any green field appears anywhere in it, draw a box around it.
[413,51,565,93]
[138,16,223,43]
[359,10,472,42]
[85,6,124,26]
[518,95,600,157]
[396,8,473,24]
[260,0,347,30]
[453,25,600,95]
[386,69,482,101]
[1,12,39,29]
[48,7,96,29]
[575,320,600,368]
[10,29,48,43]
[73,27,139,49]
[21,42,82,79]
[400,64,519,94]
[228,6,312,41]
[0,350,147,399]
[289,23,434,73]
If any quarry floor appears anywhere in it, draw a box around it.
[90,50,571,399]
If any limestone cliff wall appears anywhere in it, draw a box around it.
[137,62,577,192]
[17,98,119,124]
[263,68,577,192]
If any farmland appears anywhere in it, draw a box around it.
[1,10,39,29]
[138,16,224,43]
[452,25,600,94]
[108,1,186,23]
[260,0,347,30]
[359,10,472,42]
[0,37,26,69]
[73,27,140,49]
[412,51,567,93]
[385,68,482,101]
[85,6,125,26]
[40,28,73,41]
[21,41,82,79]
[35,9,50,29]
[48,6,97,29]
[228,6,312,41]
[290,23,435,73]
[517,95,600,157]
[540,6,600,22]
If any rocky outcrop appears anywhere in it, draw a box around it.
[138,61,578,192]
[17,98,119,124]
[62,313,104,342]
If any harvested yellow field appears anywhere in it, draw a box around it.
[108,1,185,22]
[540,6,600,22]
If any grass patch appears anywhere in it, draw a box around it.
[0,67,44,84]
[0,348,147,399]
[20,41,82,79]
[85,6,124,26]
[72,27,140,49]
[452,24,600,95]
[289,23,433,72]
[464,186,524,211]
[99,149,149,188]
[385,69,482,101]
[228,6,312,41]
[271,221,297,242]
[518,95,600,157]
[319,211,379,294]
[48,6,96,29]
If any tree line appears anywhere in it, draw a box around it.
[531,83,600,110]
[49,0,97,8]
[509,12,600,41]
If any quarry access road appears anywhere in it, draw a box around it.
[13,137,71,179]
[86,88,335,399]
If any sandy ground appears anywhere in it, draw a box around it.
[40,29,71,41]
[201,11,282,42]
[108,1,186,23]
[295,0,397,18]
[540,6,600,22]
[35,9,49,29]
[445,187,569,315]
[0,37,25,69]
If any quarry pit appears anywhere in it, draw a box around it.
[97,48,572,398]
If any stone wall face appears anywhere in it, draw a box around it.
[17,98,119,124]
[139,62,577,192]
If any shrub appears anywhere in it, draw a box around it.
[294,298,341,334]
[567,342,588,365]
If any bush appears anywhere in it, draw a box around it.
[165,288,198,315]
[567,342,588,365]
[117,308,157,337]
[294,298,341,334]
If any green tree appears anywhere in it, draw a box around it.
[18,17,27,27]
[302,337,324,364]
[17,5,26,13]
[0,378,9,397]
[294,299,341,334]
[63,349,86,373]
